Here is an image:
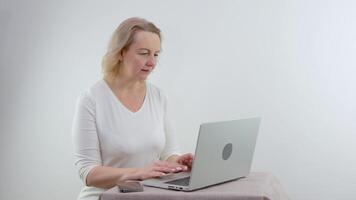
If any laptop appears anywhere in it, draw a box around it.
[142,117,261,191]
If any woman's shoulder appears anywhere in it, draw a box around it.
[77,80,107,104]
[88,79,107,93]
[147,82,168,101]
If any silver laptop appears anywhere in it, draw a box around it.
[142,117,261,191]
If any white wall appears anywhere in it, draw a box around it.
[1,0,355,199]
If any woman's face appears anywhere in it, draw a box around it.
[119,31,161,81]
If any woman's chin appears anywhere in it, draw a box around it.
[138,72,151,79]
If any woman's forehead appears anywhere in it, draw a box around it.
[130,31,161,51]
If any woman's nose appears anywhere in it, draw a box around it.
[146,55,156,66]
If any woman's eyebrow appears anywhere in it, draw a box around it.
[136,48,149,52]
[136,48,161,53]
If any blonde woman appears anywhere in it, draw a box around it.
[72,17,194,200]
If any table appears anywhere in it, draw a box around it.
[101,172,290,200]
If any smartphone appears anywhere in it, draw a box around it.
[117,181,144,193]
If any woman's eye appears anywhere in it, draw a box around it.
[139,52,149,55]
[154,54,159,57]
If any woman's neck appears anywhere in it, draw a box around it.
[105,75,146,93]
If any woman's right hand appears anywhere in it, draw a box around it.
[121,160,187,181]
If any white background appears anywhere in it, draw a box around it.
[1,0,355,200]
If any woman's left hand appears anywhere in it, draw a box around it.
[175,153,194,170]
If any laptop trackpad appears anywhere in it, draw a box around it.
[165,176,190,186]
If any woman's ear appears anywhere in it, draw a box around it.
[118,50,123,62]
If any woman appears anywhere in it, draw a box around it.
[72,17,194,200]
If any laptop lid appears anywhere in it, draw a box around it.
[188,117,261,190]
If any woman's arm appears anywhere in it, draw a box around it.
[86,161,186,189]
[86,166,138,189]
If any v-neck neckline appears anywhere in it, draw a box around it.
[102,79,148,115]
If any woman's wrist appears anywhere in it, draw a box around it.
[121,168,141,181]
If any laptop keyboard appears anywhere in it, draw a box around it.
[165,176,190,186]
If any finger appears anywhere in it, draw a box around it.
[154,161,178,168]
[179,159,191,166]
[177,153,194,165]
[181,153,194,160]
[153,166,178,173]
[139,171,166,180]
[184,155,194,165]
[155,161,185,170]
[149,171,166,178]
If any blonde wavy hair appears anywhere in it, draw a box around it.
[102,17,161,79]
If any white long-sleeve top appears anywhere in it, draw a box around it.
[72,80,181,200]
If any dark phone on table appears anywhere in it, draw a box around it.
[117,181,144,193]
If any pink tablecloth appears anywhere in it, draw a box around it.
[101,172,290,200]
